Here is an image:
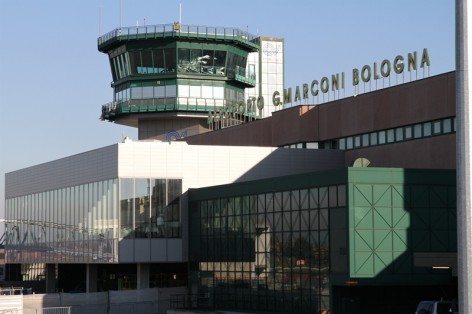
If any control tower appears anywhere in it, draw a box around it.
[98,23,264,140]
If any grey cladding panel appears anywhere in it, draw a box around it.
[5,145,118,198]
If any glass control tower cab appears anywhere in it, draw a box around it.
[98,23,260,140]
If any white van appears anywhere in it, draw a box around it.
[415,300,455,314]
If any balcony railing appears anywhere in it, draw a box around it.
[98,24,259,50]
[101,98,229,120]
[227,65,256,86]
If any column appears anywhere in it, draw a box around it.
[45,264,56,293]
[456,1,472,313]
[86,264,98,293]
[137,263,150,289]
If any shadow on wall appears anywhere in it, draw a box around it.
[234,147,345,184]
[333,168,457,314]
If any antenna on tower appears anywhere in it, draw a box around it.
[179,2,182,24]
[119,0,123,27]
[98,6,103,35]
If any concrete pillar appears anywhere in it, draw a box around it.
[45,264,56,293]
[86,264,98,293]
[137,263,150,289]
[456,1,472,312]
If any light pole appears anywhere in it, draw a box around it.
[456,0,472,312]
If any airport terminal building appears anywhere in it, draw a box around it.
[4,23,458,314]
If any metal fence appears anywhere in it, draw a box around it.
[37,307,71,314]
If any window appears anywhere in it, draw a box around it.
[354,136,361,148]
[140,50,153,74]
[370,132,378,145]
[346,137,353,149]
[338,138,345,150]
[395,128,403,141]
[414,124,422,138]
[405,126,413,139]
[378,131,386,144]
[423,122,432,137]
[387,129,395,143]
[362,134,369,147]
[153,49,165,74]
[433,121,441,134]
[306,142,318,149]
[165,48,176,73]
[443,118,452,133]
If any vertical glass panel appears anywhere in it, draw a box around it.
[346,137,353,149]
[370,132,378,145]
[120,178,134,238]
[140,50,153,74]
[443,118,452,133]
[395,127,404,141]
[423,122,432,137]
[178,48,190,72]
[151,179,166,238]
[387,129,395,143]
[165,48,176,73]
[214,50,226,75]
[153,49,165,74]
[378,131,386,144]
[129,51,141,75]
[405,126,413,139]
[338,138,346,150]
[166,179,182,237]
[361,134,369,147]
[433,120,442,134]
[135,179,150,238]
[414,124,422,138]
[202,50,214,74]
[354,136,361,147]
[166,85,177,97]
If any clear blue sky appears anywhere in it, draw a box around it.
[0,0,455,219]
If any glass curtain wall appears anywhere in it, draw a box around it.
[5,179,119,264]
[190,184,345,314]
[119,178,182,239]
[177,48,227,75]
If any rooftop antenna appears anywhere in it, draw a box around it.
[179,2,182,24]
[98,6,103,35]
[119,0,123,27]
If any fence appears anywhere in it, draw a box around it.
[21,287,186,314]
[36,308,70,314]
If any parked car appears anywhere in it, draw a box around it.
[415,300,456,314]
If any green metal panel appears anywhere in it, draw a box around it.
[347,168,456,284]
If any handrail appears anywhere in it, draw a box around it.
[98,24,259,49]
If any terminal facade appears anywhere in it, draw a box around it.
[4,23,458,314]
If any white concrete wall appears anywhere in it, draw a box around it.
[117,140,345,261]
[0,295,23,313]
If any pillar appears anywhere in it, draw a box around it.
[45,264,56,293]
[456,1,472,312]
[86,264,98,293]
[137,263,150,289]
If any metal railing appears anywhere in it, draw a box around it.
[0,287,28,295]
[36,307,71,314]
[228,65,256,85]
[170,293,210,310]
[98,24,259,50]
[101,98,228,120]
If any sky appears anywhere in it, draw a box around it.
[0,1,455,222]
